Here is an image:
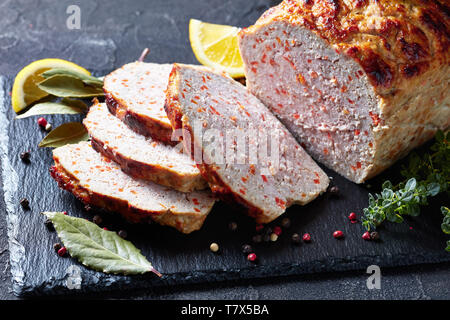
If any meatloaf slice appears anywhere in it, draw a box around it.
[165,63,329,224]
[238,0,449,183]
[103,62,175,145]
[84,102,207,193]
[50,142,215,234]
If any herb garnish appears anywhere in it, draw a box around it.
[43,212,162,276]
[362,131,449,250]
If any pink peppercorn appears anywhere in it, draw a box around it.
[103,227,109,231]
[57,247,67,257]
[302,233,311,242]
[273,226,282,236]
[333,230,344,239]
[348,212,357,221]
[362,231,371,240]
[247,253,257,262]
[37,117,47,128]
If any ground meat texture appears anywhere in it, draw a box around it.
[238,0,450,183]
[165,64,329,224]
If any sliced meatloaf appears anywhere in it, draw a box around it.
[103,62,175,145]
[165,63,329,224]
[50,141,215,234]
[84,102,207,193]
[238,0,450,183]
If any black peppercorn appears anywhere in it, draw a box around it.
[281,218,291,228]
[44,218,54,231]
[263,234,271,242]
[19,198,30,210]
[20,151,30,163]
[228,221,238,231]
[291,233,301,244]
[370,231,380,241]
[118,230,128,239]
[242,244,252,254]
[93,215,103,225]
[53,243,62,252]
[252,234,262,244]
[329,186,339,195]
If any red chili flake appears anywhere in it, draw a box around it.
[293,113,300,120]
[247,253,257,262]
[340,85,348,93]
[333,230,344,239]
[368,142,373,148]
[250,61,258,66]
[37,117,47,128]
[273,226,282,236]
[362,231,371,240]
[354,129,360,136]
[302,233,311,242]
[369,112,381,126]
[194,208,200,213]
[57,247,67,257]
[190,99,198,105]
[261,53,267,63]
[251,67,257,73]
[348,75,353,81]
[200,85,208,90]
[283,56,295,68]
[364,131,369,136]
[261,175,268,182]
[249,164,256,175]
[241,177,248,183]
[348,98,355,104]
[323,148,329,155]
[348,212,357,220]
[269,58,276,66]
[275,197,286,208]
[239,189,246,195]
[313,179,320,184]
[297,73,307,86]
[192,198,199,205]
[356,162,362,169]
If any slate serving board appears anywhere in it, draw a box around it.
[1,76,449,297]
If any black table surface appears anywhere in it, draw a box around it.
[0,0,449,300]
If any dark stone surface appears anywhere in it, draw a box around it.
[0,0,449,299]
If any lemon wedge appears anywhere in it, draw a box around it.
[12,59,91,113]
[189,19,244,78]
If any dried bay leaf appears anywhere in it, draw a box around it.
[16,98,88,119]
[37,75,104,98]
[39,122,89,148]
[43,212,162,276]
[41,68,104,87]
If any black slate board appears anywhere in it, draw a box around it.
[1,76,449,297]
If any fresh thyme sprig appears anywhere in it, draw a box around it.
[362,131,449,249]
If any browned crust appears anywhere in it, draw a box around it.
[49,159,209,233]
[164,64,268,223]
[104,91,177,146]
[240,0,450,96]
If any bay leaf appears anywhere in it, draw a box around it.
[37,75,105,98]
[16,98,88,119]
[41,68,104,87]
[38,122,89,148]
[43,212,162,276]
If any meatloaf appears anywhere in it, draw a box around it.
[238,0,450,183]
[103,62,175,145]
[165,63,329,224]
[50,142,216,234]
[84,102,207,192]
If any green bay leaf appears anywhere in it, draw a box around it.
[37,74,104,98]
[41,68,104,87]
[43,212,161,276]
[16,98,88,119]
[38,122,89,148]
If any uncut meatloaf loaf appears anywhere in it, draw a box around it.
[165,63,329,224]
[104,62,175,145]
[84,102,207,192]
[238,0,449,183]
[50,142,215,234]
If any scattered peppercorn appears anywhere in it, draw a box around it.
[37,117,47,128]
[252,234,262,244]
[228,221,238,231]
[44,218,54,231]
[103,227,109,231]
[53,243,62,252]
[263,233,271,242]
[333,230,344,239]
[270,233,278,242]
[209,242,219,253]
[57,246,67,257]
[20,151,30,162]
[370,231,380,241]
[329,186,339,195]
[45,123,52,132]
[118,230,128,239]
[281,218,291,228]
[247,253,257,262]
[362,231,371,240]
[291,233,301,244]
[348,212,357,221]
[19,198,30,210]
[273,226,282,236]
[242,244,252,254]
[302,233,311,242]
[255,224,264,233]
[93,215,103,225]
[62,211,68,215]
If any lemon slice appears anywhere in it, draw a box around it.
[12,59,91,113]
[189,19,244,78]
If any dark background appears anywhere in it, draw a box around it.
[0,0,449,299]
